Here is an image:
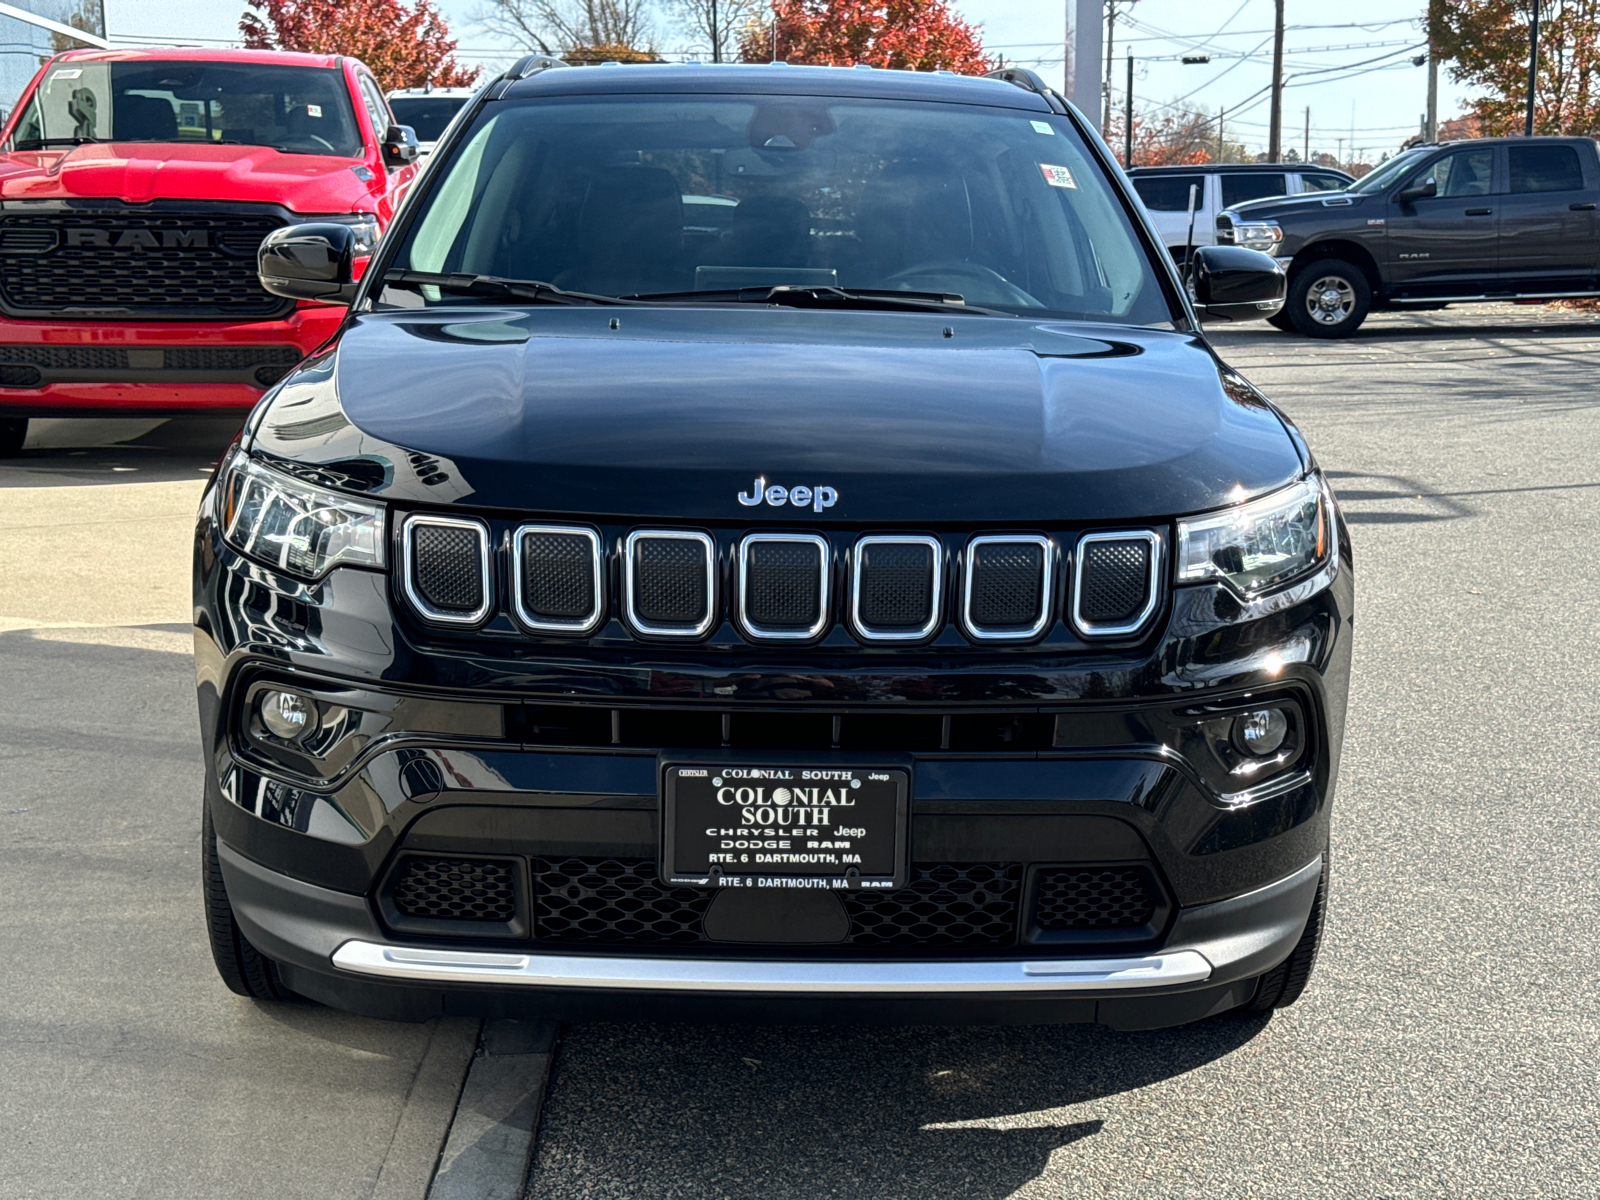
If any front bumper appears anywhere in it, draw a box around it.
[220,839,1322,1026]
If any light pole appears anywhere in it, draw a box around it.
[1525,0,1540,136]
[1125,52,1134,165]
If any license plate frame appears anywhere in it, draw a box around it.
[660,757,909,891]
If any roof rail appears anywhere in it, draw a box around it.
[505,54,569,80]
[984,67,1051,97]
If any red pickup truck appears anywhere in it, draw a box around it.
[0,47,421,454]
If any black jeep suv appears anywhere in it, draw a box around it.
[196,60,1350,1028]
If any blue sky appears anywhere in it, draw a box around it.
[110,0,1479,160]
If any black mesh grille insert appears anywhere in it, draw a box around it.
[969,541,1047,629]
[411,522,485,616]
[519,530,597,623]
[1078,537,1153,626]
[842,863,1022,947]
[392,857,516,922]
[0,211,289,318]
[633,536,710,627]
[857,541,935,630]
[1034,867,1157,929]
[534,858,713,943]
[745,540,823,630]
[0,344,300,371]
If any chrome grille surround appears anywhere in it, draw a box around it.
[510,523,604,635]
[737,533,831,640]
[1071,530,1162,638]
[960,534,1055,641]
[401,513,493,626]
[850,534,943,642]
[623,529,718,638]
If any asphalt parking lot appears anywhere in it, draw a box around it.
[3,307,1598,1199]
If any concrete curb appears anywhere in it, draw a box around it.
[427,1020,559,1200]
[371,1017,483,1200]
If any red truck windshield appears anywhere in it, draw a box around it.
[9,61,363,157]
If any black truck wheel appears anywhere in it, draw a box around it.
[0,418,26,456]
[1287,259,1370,337]
[203,804,297,1001]
[1245,870,1327,1011]
[1266,309,1296,331]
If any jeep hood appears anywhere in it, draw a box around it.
[250,306,1305,523]
[0,142,372,212]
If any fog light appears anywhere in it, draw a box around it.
[1232,708,1288,757]
[260,690,317,741]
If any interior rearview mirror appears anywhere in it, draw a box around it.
[258,223,358,304]
[1190,245,1286,324]
[1398,178,1438,204]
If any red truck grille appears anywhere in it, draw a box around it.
[0,210,292,320]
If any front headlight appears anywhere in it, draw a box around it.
[1177,476,1330,597]
[1230,221,1283,254]
[221,454,386,580]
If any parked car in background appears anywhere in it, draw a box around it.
[0,47,421,455]
[386,86,476,157]
[1218,136,1600,336]
[1129,162,1354,263]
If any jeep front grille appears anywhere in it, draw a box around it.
[739,534,828,639]
[403,515,491,625]
[513,525,603,633]
[852,536,941,640]
[625,531,716,636]
[963,535,1053,640]
[0,210,291,319]
[1073,532,1160,636]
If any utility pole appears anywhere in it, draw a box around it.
[1125,52,1134,165]
[1103,0,1117,137]
[1065,0,1103,119]
[1217,105,1225,163]
[710,0,721,62]
[1304,106,1310,161]
[1526,0,1540,136]
[1267,0,1285,160]
[1425,35,1439,140]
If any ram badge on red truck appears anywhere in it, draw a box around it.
[0,47,422,454]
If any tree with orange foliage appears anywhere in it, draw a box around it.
[240,0,480,92]
[1432,0,1600,135]
[739,0,991,74]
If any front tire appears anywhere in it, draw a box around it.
[1266,309,1296,331]
[0,417,26,456]
[202,803,296,1001]
[1287,258,1371,338]
[1245,869,1327,1011]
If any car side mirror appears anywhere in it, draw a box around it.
[1397,178,1437,204]
[382,124,419,168]
[1190,245,1286,323]
[258,223,358,304]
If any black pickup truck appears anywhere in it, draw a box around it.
[1217,136,1600,336]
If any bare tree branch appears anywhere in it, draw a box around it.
[475,0,654,55]
[662,0,764,62]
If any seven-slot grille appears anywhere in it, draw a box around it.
[0,210,290,319]
[626,531,716,636]
[403,515,491,624]
[513,525,603,633]
[397,522,1162,642]
[963,535,1053,640]
[853,536,942,640]
[739,534,829,639]
[1073,532,1159,636]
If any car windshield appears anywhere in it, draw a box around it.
[388,96,469,143]
[8,60,363,156]
[384,93,1172,324]
[1346,149,1428,195]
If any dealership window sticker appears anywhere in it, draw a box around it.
[1039,163,1077,189]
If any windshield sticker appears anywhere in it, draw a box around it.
[51,69,82,80]
[307,104,323,118]
[1039,163,1077,189]
[1030,120,1054,135]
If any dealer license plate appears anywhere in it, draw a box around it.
[661,763,908,890]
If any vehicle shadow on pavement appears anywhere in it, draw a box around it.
[1,416,241,487]
[525,1015,1270,1199]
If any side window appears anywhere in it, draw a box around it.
[1221,173,1288,206]
[1130,173,1206,212]
[1299,173,1347,193]
[1508,145,1584,193]
[356,75,390,142]
[1423,150,1493,198]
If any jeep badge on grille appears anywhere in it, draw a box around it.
[738,476,838,513]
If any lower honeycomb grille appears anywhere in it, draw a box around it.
[391,857,517,922]
[1034,866,1158,928]
[842,863,1023,946]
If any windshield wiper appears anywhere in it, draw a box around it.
[382,270,638,306]
[13,137,104,150]
[622,285,1012,317]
